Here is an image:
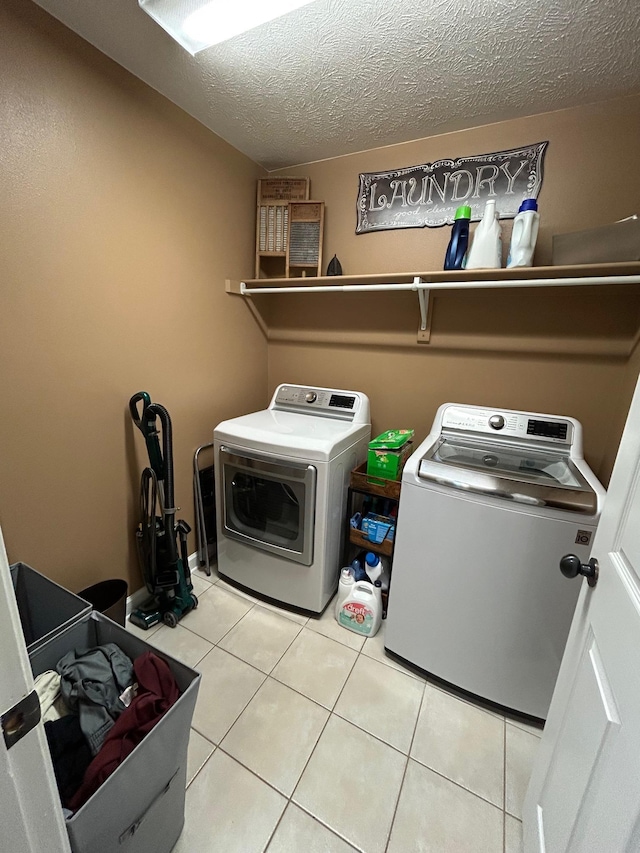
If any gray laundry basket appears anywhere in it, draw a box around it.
[29,610,201,853]
[11,562,91,653]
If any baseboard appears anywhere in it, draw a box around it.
[126,585,150,617]
[126,551,201,616]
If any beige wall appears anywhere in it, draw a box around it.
[273,95,640,273]
[267,97,640,484]
[2,2,639,599]
[0,1,267,592]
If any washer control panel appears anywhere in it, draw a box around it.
[273,384,367,420]
[441,405,574,445]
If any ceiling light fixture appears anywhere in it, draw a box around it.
[139,0,316,56]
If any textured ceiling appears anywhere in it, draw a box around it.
[32,0,640,170]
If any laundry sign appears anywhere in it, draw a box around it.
[355,141,548,233]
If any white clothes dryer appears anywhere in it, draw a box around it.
[214,384,370,613]
[385,403,606,721]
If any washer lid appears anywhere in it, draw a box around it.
[214,409,370,461]
[418,436,598,514]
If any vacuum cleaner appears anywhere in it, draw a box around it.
[128,391,197,629]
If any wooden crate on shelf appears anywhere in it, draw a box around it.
[349,462,402,500]
[286,201,325,278]
[349,527,394,558]
[255,177,310,278]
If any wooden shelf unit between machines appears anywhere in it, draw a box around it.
[345,463,401,561]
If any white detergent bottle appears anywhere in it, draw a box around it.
[337,581,382,638]
[507,199,540,268]
[465,199,502,269]
[335,568,355,619]
[364,552,386,584]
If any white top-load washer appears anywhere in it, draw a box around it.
[214,384,371,613]
[385,403,606,720]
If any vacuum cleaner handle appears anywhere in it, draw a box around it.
[146,403,174,507]
[129,392,164,482]
[129,391,151,431]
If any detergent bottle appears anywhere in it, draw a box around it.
[351,556,371,584]
[507,199,540,268]
[337,581,383,637]
[465,199,502,269]
[364,552,387,584]
[443,205,471,270]
[335,568,355,619]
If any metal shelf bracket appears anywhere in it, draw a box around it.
[413,277,429,331]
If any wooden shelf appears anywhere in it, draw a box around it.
[349,528,394,558]
[227,262,640,353]
[349,462,402,500]
[233,261,640,292]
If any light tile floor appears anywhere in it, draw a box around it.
[127,566,543,853]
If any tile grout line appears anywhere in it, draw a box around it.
[172,598,257,647]
[190,658,267,747]
[176,595,512,776]
[192,604,513,802]
[216,744,293,802]
[183,593,508,850]
[403,754,508,813]
[205,620,365,711]
[192,698,506,847]
[382,675,428,853]
[308,620,411,853]
[281,636,365,851]
[394,683,508,811]
[291,802,366,853]
[182,584,422,682]
[217,610,305,677]
[503,714,508,853]
[203,745,349,853]
[189,610,360,776]
[162,584,362,849]
[261,804,287,853]
[185,741,217,791]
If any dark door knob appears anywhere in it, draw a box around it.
[559,554,599,588]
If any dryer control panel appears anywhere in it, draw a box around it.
[272,384,370,422]
[441,405,574,446]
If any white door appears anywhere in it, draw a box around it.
[0,528,71,853]
[523,370,640,853]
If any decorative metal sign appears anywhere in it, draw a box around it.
[356,141,548,233]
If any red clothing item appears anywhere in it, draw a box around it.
[69,651,180,811]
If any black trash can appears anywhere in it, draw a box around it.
[78,579,128,626]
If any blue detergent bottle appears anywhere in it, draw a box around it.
[351,556,371,584]
[443,205,472,270]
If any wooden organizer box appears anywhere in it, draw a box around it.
[255,177,310,279]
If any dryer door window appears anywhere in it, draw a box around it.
[220,446,316,565]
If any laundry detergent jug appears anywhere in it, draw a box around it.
[335,567,355,619]
[337,581,382,637]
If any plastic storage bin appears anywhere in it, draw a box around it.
[11,562,92,653]
[29,610,201,853]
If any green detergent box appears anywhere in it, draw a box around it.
[366,429,414,480]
